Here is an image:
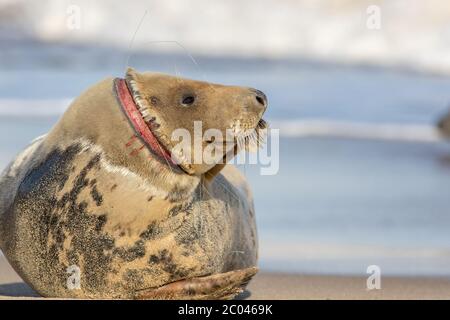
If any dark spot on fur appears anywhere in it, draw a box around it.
[57,172,69,191]
[148,249,191,280]
[139,221,159,240]
[54,227,65,244]
[114,240,146,262]
[148,254,159,264]
[90,185,103,206]
[168,202,193,217]
[149,96,159,106]
[147,196,153,202]
[78,201,88,212]
[95,214,107,232]
[110,184,117,191]
[168,204,183,217]
[90,179,97,186]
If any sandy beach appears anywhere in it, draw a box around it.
[1,256,449,300]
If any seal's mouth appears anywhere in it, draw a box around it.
[232,118,268,152]
[114,78,183,171]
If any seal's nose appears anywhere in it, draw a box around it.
[251,88,268,111]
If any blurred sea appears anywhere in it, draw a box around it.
[1,43,450,277]
[3,0,450,74]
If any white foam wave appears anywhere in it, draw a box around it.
[0,99,71,116]
[2,0,450,74]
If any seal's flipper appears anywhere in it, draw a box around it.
[134,267,257,300]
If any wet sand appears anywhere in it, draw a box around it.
[1,256,449,300]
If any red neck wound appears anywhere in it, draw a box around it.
[114,78,177,167]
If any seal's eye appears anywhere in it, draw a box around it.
[181,95,195,106]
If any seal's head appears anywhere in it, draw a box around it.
[124,68,268,175]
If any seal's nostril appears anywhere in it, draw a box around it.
[252,89,267,107]
[256,95,265,106]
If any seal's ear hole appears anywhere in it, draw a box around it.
[181,95,195,106]
[150,96,159,105]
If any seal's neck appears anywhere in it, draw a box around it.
[110,78,201,201]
